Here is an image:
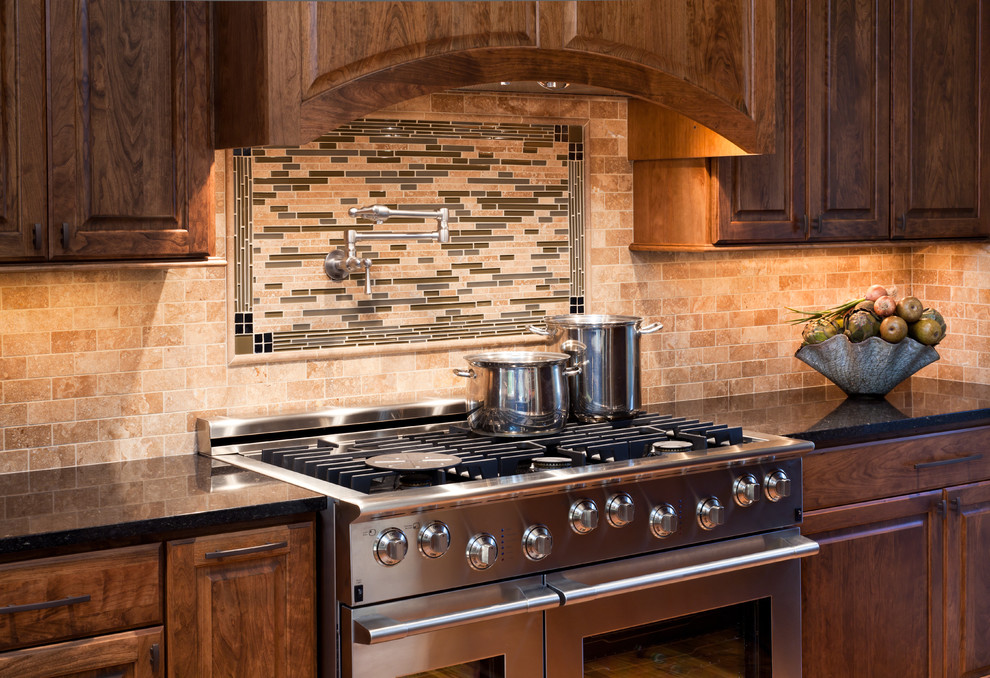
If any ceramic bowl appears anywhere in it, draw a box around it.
[794,334,939,398]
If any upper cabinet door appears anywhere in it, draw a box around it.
[713,0,807,243]
[806,0,891,241]
[47,0,212,261]
[892,0,989,239]
[0,0,46,261]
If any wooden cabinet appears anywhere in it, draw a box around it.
[801,426,990,678]
[0,544,163,678]
[892,0,990,239]
[215,0,774,154]
[0,627,163,678]
[166,522,316,678]
[801,492,942,677]
[0,1,46,261]
[632,0,989,249]
[0,0,213,264]
[945,481,990,678]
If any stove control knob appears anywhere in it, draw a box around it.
[373,528,408,566]
[606,493,636,528]
[697,497,726,531]
[764,470,792,502]
[418,522,451,559]
[523,525,553,561]
[649,504,679,538]
[569,499,599,534]
[733,474,761,507]
[467,533,499,570]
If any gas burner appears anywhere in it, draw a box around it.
[366,452,461,471]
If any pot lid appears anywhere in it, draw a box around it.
[544,314,643,326]
[464,351,571,367]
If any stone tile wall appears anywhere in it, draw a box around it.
[0,90,987,473]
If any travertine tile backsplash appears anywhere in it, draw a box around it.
[1,90,988,472]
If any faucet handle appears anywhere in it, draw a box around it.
[362,258,373,294]
[348,205,391,222]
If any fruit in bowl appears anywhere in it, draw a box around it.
[788,286,944,397]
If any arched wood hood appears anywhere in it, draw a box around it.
[214,1,775,155]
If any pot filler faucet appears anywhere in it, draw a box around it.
[324,205,450,294]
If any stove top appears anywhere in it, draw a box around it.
[197,399,814,605]
[248,413,757,495]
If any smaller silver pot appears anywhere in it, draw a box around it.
[453,352,581,436]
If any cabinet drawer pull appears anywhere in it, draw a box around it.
[61,222,70,249]
[914,453,983,470]
[31,223,42,250]
[0,594,91,615]
[205,541,288,560]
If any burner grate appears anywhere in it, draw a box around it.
[252,413,749,493]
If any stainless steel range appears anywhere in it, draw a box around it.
[198,399,818,677]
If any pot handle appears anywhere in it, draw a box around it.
[560,339,586,355]
[527,324,553,337]
[452,368,476,379]
[563,365,582,377]
[637,321,664,335]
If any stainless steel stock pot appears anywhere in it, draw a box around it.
[529,314,662,422]
[453,351,581,436]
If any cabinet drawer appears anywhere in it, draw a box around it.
[0,626,162,678]
[0,543,161,651]
[805,426,990,510]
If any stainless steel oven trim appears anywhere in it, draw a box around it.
[546,527,818,604]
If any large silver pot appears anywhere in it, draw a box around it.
[529,314,662,422]
[452,352,581,436]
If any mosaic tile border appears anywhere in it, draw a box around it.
[232,118,586,354]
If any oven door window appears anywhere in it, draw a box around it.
[582,599,771,677]
[401,657,505,678]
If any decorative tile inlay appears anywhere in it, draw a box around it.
[233,118,586,353]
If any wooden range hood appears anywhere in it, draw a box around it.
[213,0,775,156]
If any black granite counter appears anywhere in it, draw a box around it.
[0,455,326,555]
[645,377,990,448]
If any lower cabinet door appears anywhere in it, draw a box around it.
[801,491,943,678]
[0,626,162,678]
[166,522,316,678]
[945,481,990,678]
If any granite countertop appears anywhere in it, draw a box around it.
[4,376,989,555]
[0,455,326,555]
[645,376,990,449]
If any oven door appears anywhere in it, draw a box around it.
[341,575,558,677]
[544,528,818,677]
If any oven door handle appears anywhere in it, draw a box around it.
[351,583,561,644]
[546,528,818,605]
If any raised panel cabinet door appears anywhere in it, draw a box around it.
[800,491,943,678]
[0,627,163,678]
[0,0,46,261]
[945,481,990,678]
[47,0,212,260]
[806,0,891,240]
[713,0,807,243]
[166,522,316,678]
[892,0,990,239]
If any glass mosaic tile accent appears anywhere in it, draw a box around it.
[233,118,586,354]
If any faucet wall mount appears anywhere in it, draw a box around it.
[324,205,450,294]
